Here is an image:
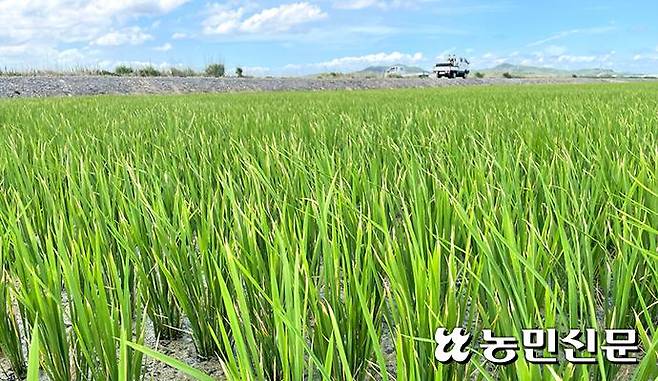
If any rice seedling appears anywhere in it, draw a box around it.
[0,83,656,381]
[25,320,41,381]
[0,230,26,379]
[7,201,72,381]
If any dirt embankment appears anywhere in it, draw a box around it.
[0,76,636,98]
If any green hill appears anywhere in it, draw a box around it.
[477,63,627,78]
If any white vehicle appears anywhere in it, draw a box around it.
[384,66,430,78]
[433,55,470,78]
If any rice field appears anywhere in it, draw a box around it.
[0,84,657,381]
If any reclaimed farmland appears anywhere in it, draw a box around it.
[0,84,657,380]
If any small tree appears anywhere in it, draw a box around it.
[205,63,225,77]
[502,72,513,79]
[236,67,244,78]
[137,66,161,77]
[170,67,197,77]
[115,65,134,76]
[475,72,484,78]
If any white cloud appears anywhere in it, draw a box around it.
[172,32,188,39]
[319,51,423,68]
[203,2,327,35]
[89,0,190,15]
[286,51,425,72]
[57,48,86,63]
[475,49,618,70]
[93,27,153,46]
[526,26,616,47]
[633,52,658,61]
[334,0,379,10]
[154,42,173,51]
[0,0,188,43]
[527,31,575,47]
[0,43,95,68]
[0,43,30,57]
[544,45,566,57]
[283,63,303,70]
[436,47,456,59]
[333,0,437,10]
[203,8,245,34]
[477,52,508,67]
[557,55,597,63]
[241,66,271,76]
[0,0,188,68]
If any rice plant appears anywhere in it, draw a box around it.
[0,229,26,379]
[0,83,656,380]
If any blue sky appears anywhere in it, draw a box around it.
[1,0,657,75]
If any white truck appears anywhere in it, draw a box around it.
[433,55,470,78]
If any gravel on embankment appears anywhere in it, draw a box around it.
[0,76,640,98]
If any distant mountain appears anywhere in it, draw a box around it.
[477,63,630,78]
[327,62,640,79]
[354,64,427,77]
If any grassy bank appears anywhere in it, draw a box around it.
[0,84,657,380]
